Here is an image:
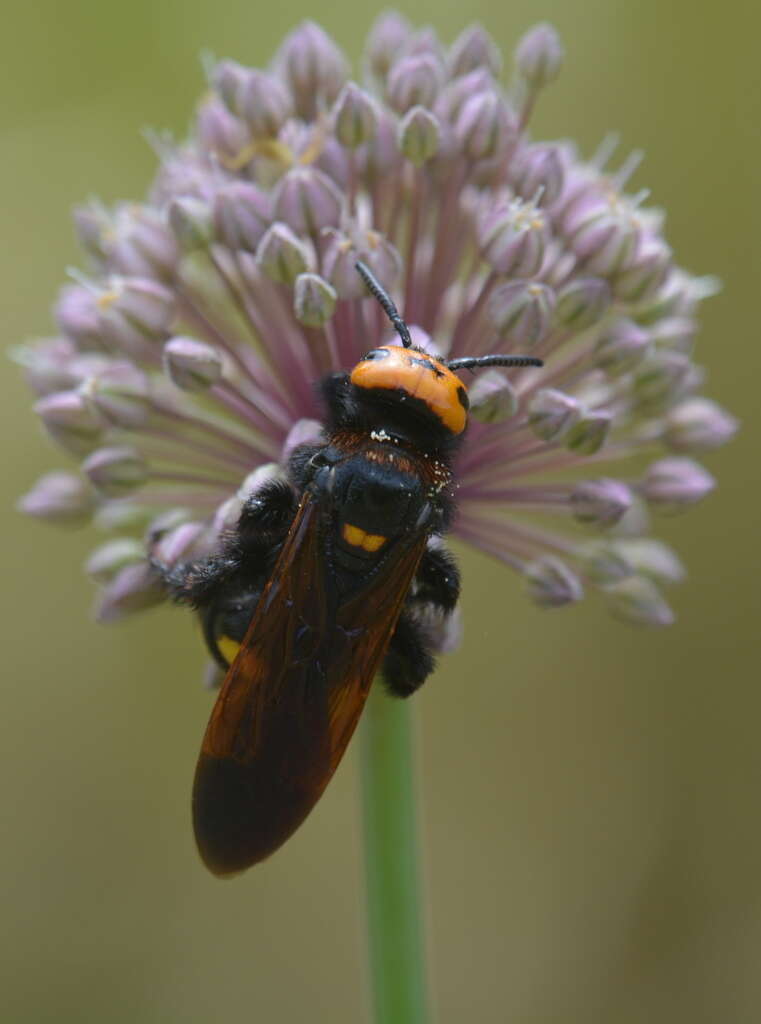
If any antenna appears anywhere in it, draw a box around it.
[355,260,412,348]
[447,354,544,371]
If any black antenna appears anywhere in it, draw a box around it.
[355,260,412,348]
[447,354,544,371]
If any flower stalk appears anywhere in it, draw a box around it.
[361,688,429,1024]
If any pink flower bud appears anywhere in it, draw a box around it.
[387,54,443,113]
[604,576,675,627]
[365,11,413,81]
[163,336,223,391]
[514,23,564,90]
[236,69,292,137]
[273,167,343,235]
[571,479,633,527]
[34,390,104,454]
[333,82,379,148]
[256,223,313,285]
[448,24,502,78]
[277,21,348,118]
[663,398,738,453]
[213,181,271,252]
[524,556,583,607]
[293,273,337,327]
[640,457,715,512]
[528,388,581,441]
[82,446,148,496]
[18,471,94,526]
[398,106,440,166]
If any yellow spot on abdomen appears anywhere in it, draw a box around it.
[341,522,387,552]
[217,635,241,665]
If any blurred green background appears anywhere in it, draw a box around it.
[1,1,759,1021]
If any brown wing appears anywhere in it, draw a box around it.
[193,492,426,876]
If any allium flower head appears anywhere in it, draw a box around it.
[17,16,736,639]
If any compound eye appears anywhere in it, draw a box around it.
[362,348,390,362]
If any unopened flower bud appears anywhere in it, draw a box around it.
[322,228,400,299]
[333,82,378,148]
[163,336,223,391]
[18,471,94,526]
[55,285,105,350]
[169,197,214,250]
[603,576,675,627]
[211,59,249,113]
[569,204,641,276]
[524,555,583,607]
[488,280,555,346]
[82,445,148,496]
[648,316,697,354]
[151,521,207,567]
[467,369,517,423]
[256,223,312,285]
[274,167,343,235]
[566,411,612,455]
[514,23,564,90]
[663,397,738,453]
[365,11,413,81]
[398,105,440,166]
[571,478,632,527]
[294,273,337,326]
[213,181,271,251]
[236,69,292,137]
[480,198,548,276]
[95,277,175,354]
[278,21,348,118]
[639,269,721,324]
[528,388,581,441]
[575,540,633,584]
[95,561,164,624]
[640,457,715,512]
[12,337,77,395]
[510,144,564,206]
[82,362,152,429]
[633,350,694,413]
[554,277,611,330]
[34,390,104,454]
[196,96,248,162]
[449,23,502,78]
[103,204,178,281]
[455,90,513,162]
[595,319,651,375]
[612,539,686,585]
[281,418,324,463]
[387,54,443,113]
[614,235,672,302]
[85,538,146,583]
[434,68,494,123]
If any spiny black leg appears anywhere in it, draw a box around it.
[382,612,436,698]
[155,479,296,608]
[155,551,244,608]
[238,479,297,547]
[412,543,460,612]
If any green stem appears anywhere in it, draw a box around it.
[361,686,430,1024]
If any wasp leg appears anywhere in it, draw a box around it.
[381,612,436,698]
[155,479,297,608]
[411,542,460,612]
[237,478,297,544]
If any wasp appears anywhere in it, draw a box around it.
[159,262,542,876]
